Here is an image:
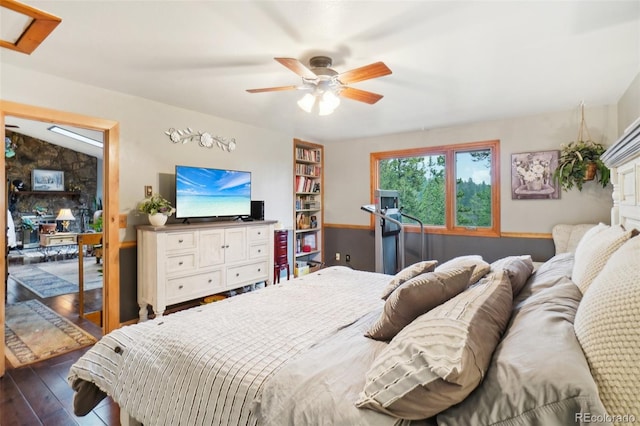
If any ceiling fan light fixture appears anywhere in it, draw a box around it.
[318,91,340,116]
[297,93,316,113]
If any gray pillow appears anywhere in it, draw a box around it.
[490,255,534,297]
[366,266,474,341]
[437,265,610,425]
[380,260,439,300]
[357,271,513,420]
[435,255,490,285]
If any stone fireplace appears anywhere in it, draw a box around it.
[6,129,100,248]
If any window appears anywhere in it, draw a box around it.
[372,140,500,237]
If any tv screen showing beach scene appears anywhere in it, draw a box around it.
[175,165,251,218]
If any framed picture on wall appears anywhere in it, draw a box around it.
[32,169,65,191]
[511,150,560,200]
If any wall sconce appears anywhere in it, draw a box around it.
[56,208,76,232]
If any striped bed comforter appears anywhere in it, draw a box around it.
[67,266,389,426]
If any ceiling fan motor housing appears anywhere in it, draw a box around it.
[309,56,337,77]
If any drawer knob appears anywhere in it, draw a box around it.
[226,245,230,248]
[236,273,240,277]
[208,279,212,283]
[178,239,184,243]
[258,249,262,253]
[258,268,261,272]
[178,285,184,289]
[178,261,184,265]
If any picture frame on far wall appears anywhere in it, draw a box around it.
[511,150,560,200]
[32,169,64,191]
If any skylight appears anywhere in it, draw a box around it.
[48,125,103,148]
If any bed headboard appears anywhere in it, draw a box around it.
[601,117,640,232]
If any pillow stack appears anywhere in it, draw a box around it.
[357,270,513,419]
[369,255,491,342]
[366,265,474,341]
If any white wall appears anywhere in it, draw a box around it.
[1,64,294,241]
[323,105,617,233]
[618,71,640,132]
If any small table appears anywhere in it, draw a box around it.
[39,232,78,261]
[77,233,102,318]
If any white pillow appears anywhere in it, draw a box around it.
[574,236,640,419]
[571,223,632,294]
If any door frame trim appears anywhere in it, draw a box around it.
[1,99,120,377]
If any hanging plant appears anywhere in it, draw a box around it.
[553,104,610,191]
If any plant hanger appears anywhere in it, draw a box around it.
[576,101,593,143]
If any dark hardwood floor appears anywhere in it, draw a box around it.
[2,266,119,426]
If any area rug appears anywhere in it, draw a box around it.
[9,258,103,298]
[4,300,98,368]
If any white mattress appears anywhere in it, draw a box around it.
[68,266,390,426]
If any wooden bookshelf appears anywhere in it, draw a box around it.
[293,139,323,275]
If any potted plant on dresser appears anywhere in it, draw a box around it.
[138,193,175,226]
[553,140,610,191]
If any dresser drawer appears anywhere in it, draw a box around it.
[165,253,196,275]
[227,261,268,287]
[248,226,269,241]
[166,270,224,304]
[275,230,288,242]
[249,242,268,259]
[166,232,197,252]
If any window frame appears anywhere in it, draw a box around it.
[370,140,501,237]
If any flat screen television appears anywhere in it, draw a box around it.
[175,165,251,219]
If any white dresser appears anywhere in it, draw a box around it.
[137,220,275,321]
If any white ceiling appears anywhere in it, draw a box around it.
[2,1,640,146]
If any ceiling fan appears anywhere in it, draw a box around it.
[247,56,392,113]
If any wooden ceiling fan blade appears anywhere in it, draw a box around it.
[274,58,317,80]
[246,85,299,93]
[339,87,384,104]
[338,62,392,85]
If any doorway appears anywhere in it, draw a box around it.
[1,100,120,377]
[6,122,103,331]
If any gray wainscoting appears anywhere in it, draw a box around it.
[324,226,554,272]
[120,246,139,322]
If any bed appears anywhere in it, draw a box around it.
[68,121,640,426]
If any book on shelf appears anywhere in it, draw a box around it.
[295,163,321,176]
[295,176,317,193]
[296,147,321,163]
